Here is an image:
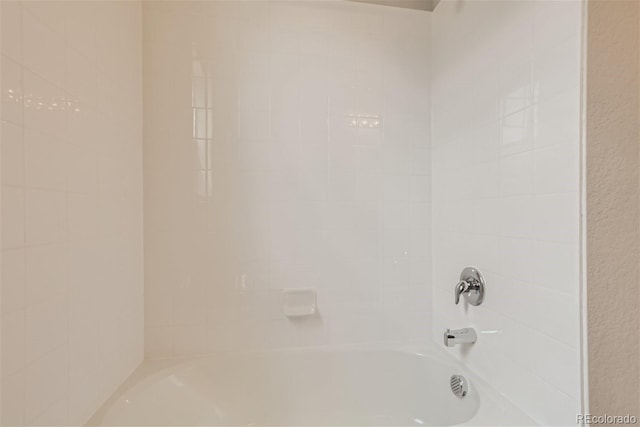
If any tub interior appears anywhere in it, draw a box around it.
[88,349,480,426]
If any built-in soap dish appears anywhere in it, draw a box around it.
[282,288,317,318]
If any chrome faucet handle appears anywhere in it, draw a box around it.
[454,267,486,306]
[454,280,469,304]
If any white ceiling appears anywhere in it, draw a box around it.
[348,0,439,12]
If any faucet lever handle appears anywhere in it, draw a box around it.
[453,267,486,306]
[454,280,469,305]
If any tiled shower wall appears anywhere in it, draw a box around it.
[1,2,143,425]
[431,1,582,425]
[143,1,431,358]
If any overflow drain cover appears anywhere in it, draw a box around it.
[450,374,469,398]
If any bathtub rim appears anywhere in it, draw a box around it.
[86,340,537,427]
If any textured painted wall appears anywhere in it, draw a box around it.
[586,0,640,419]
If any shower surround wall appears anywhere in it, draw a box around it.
[1,2,143,425]
[143,1,431,358]
[431,1,582,425]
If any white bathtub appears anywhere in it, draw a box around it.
[87,345,535,426]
